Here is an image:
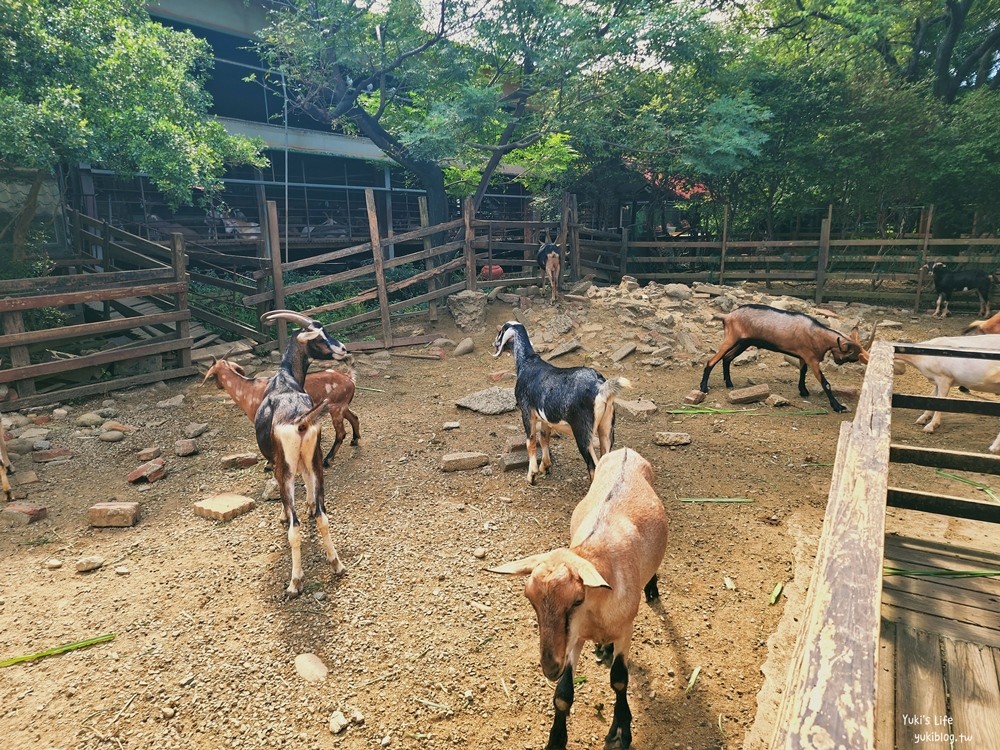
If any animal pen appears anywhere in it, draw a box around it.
[771,340,1000,749]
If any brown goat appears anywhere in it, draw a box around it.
[537,242,560,303]
[700,304,875,413]
[964,310,1000,335]
[1,424,12,502]
[203,357,360,467]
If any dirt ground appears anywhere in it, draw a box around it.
[2,283,998,750]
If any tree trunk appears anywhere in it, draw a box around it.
[9,170,46,264]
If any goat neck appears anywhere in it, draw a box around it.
[494,321,538,369]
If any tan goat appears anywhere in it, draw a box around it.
[1,422,12,502]
[203,357,360,467]
[489,448,668,750]
[965,310,1000,335]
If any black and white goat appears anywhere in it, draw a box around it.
[699,304,874,413]
[256,310,350,596]
[893,334,1000,453]
[922,261,993,318]
[537,242,561,303]
[494,321,630,484]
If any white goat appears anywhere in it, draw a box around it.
[489,448,668,750]
[893,334,1000,453]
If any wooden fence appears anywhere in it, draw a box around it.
[771,340,1000,748]
[1,217,195,411]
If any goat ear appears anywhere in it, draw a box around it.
[574,557,611,590]
[298,328,324,342]
[487,553,548,576]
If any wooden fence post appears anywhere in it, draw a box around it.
[619,227,629,279]
[2,312,35,397]
[559,193,571,280]
[265,200,288,352]
[815,215,831,304]
[463,196,477,291]
[418,196,437,322]
[171,233,192,369]
[570,194,581,281]
[913,204,935,313]
[719,204,730,285]
[365,189,394,346]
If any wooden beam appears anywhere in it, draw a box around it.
[0,337,193,384]
[890,443,1000,474]
[346,334,439,352]
[0,310,190,349]
[886,487,1000,524]
[0,366,199,412]
[0,282,185,313]
[365,188,393,347]
[264,200,288,352]
[464,196,476,290]
[0,267,173,295]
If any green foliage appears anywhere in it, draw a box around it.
[0,0,265,207]
[0,229,68,331]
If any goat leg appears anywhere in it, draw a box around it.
[606,652,634,749]
[808,360,847,412]
[797,361,811,397]
[644,574,660,602]
[346,408,361,446]
[280,471,305,597]
[322,416,347,468]
[546,664,574,750]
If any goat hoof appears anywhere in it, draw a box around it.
[922,424,937,434]
[285,581,304,598]
[322,459,331,469]
[330,558,346,575]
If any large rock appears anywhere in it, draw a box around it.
[455,387,517,415]
[447,290,488,331]
[441,452,490,472]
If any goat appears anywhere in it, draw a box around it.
[893,334,1000,453]
[1,423,12,502]
[922,261,992,318]
[255,310,350,596]
[537,242,561,303]
[964,310,1000,335]
[203,357,360,467]
[493,321,630,484]
[699,304,875,413]
[489,448,668,750]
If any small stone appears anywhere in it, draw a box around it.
[879,319,903,329]
[115,566,130,576]
[2,502,47,525]
[136,447,162,462]
[183,422,209,439]
[127,458,167,484]
[161,706,175,720]
[75,412,105,427]
[45,559,62,569]
[193,493,255,522]
[294,653,329,682]
[351,709,365,725]
[765,394,791,407]
[453,338,475,356]
[616,399,658,418]
[174,439,199,457]
[99,431,125,443]
[101,420,138,433]
[261,477,281,501]
[52,408,69,419]
[89,501,141,528]
[499,452,530,472]
[381,736,391,748]
[75,556,104,573]
[221,453,260,469]
[610,343,637,362]
[727,384,770,404]
[503,436,527,454]
[329,711,349,734]
[32,440,51,451]
[654,432,692,447]
[13,470,38,485]
[683,389,707,405]
[156,394,185,408]
[455,387,517,415]
[32,447,72,462]
[441,452,490,472]
[544,339,582,360]
[442,422,461,431]
[472,547,487,559]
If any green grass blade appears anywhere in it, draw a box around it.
[685,666,702,695]
[677,497,753,503]
[883,567,1000,578]
[1,633,116,668]
[769,582,784,605]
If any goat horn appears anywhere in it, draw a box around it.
[261,310,314,327]
[864,322,878,350]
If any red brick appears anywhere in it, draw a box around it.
[32,415,52,425]
[503,436,527,454]
[89,502,141,527]
[174,439,199,457]
[32,447,72,462]
[127,458,166,484]
[136,447,162,462]
[221,453,260,469]
[2,502,47,525]
[683,389,707,405]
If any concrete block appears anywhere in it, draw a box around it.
[194,493,256,522]
[727,384,771,404]
[89,501,141,527]
[441,452,490,472]
[499,452,530,472]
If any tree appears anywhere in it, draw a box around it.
[0,0,264,262]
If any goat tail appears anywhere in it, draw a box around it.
[600,376,632,400]
[295,396,333,433]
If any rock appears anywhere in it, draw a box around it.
[32,447,72,462]
[101,420,138,433]
[472,547,487,559]
[136,447,162,462]
[174,439,199,457]
[442,422,461,431]
[45,559,62,570]
[295,653,329,682]
[683,390,707,405]
[17,427,50,441]
[654,432,692,447]
[99,431,125,443]
[115,566,130,575]
[183,422,209,439]
[693,283,729,297]
[350,708,365,725]
[499,452,530,472]
[221,453,260,469]
[127,459,167,484]
[261,477,281,501]
[620,276,640,292]
[453,338,475,356]
[727,384,770,404]
[5,438,34,455]
[503,436,527,454]
[193,493,256,522]
[75,412,105,427]
[765,394,791,407]
[88,502,141,527]
[432,337,456,348]
[662,283,693,300]
[879,319,903,329]
[544,339,582,360]
[2,502,47,525]
[13,470,38,485]
[441,452,490,472]
[610,343,637,362]
[732,349,758,366]
[616,399,658,418]
[329,711,350,734]
[447,290,488,331]
[156,394,185,408]
[75,556,104,573]
[32,440,51,451]
[455,387,517,415]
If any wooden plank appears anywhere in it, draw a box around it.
[0,338,193,384]
[886,604,1000,649]
[943,638,1000,748]
[875,619,896,750]
[365,189,393,347]
[1,312,35,396]
[464,196,476,290]
[188,271,255,295]
[895,627,949,750]
[384,240,463,271]
[881,587,997,630]
[346,334,438,352]
[188,304,266,342]
[890,444,1000,474]
[0,365,198,412]
[891,394,1000,417]
[0,282,186,313]
[885,535,1000,568]
[0,310,190,349]
[882,568,1000,613]
[0,267,173,295]
[771,341,894,750]
[887,487,1000,524]
[386,281,466,314]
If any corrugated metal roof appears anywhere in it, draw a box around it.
[216,117,393,163]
